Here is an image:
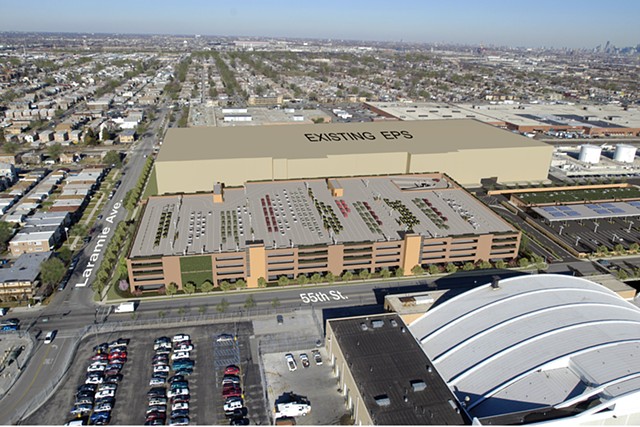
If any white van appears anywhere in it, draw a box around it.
[44,330,57,344]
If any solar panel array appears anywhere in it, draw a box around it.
[585,203,627,215]
[540,205,581,218]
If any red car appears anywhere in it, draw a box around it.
[91,354,108,361]
[108,352,127,361]
[224,365,240,376]
[222,385,242,398]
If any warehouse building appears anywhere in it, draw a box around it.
[127,173,520,292]
[154,120,552,194]
[326,275,640,425]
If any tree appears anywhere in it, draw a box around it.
[40,258,66,286]
[494,259,507,269]
[342,271,353,282]
[271,297,280,308]
[257,277,267,288]
[446,263,458,273]
[216,298,229,313]
[478,260,492,269]
[57,246,73,264]
[629,243,639,253]
[325,272,335,284]
[277,276,290,287]
[614,244,625,254]
[617,269,629,280]
[428,264,440,275]
[101,128,112,141]
[411,265,424,276]
[395,267,404,278]
[297,274,309,285]
[200,280,214,293]
[0,221,14,252]
[47,143,62,161]
[103,150,122,168]
[310,273,322,285]
[598,245,609,256]
[183,282,196,295]
[198,306,207,315]
[518,258,530,268]
[235,279,247,289]
[244,295,256,309]
[463,262,475,271]
[84,129,98,145]
[220,281,231,291]
[359,269,370,281]
[166,282,178,297]
[380,268,391,279]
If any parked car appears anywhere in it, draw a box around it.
[312,350,323,366]
[148,388,167,398]
[285,353,297,371]
[222,375,240,385]
[167,388,189,398]
[230,417,250,426]
[105,374,123,384]
[95,389,115,399]
[224,365,240,376]
[300,353,310,368]
[216,333,234,343]
[91,354,108,362]
[174,343,193,352]
[170,381,189,390]
[148,397,168,406]
[171,351,190,361]
[70,404,93,415]
[172,334,190,343]
[85,375,104,385]
[149,376,166,386]
[75,397,93,406]
[97,383,117,392]
[154,365,170,373]
[223,397,244,412]
[147,405,167,414]
[171,402,189,411]
[169,416,190,426]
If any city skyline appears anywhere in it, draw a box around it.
[1,0,639,49]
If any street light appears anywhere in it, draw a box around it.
[575,236,581,247]
[593,222,599,234]
[628,221,634,233]
[559,225,564,236]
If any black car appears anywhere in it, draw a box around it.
[77,384,97,393]
[3,318,20,326]
[230,418,250,426]
[170,409,189,418]
[95,397,115,406]
[168,375,185,384]
[93,342,109,353]
[147,388,167,398]
[105,374,123,384]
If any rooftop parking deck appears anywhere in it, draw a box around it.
[130,174,514,258]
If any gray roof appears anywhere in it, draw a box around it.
[533,201,640,222]
[0,251,52,283]
[409,274,640,421]
[130,174,514,257]
[329,314,467,425]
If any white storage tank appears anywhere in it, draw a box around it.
[614,144,637,163]
[579,145,602,164]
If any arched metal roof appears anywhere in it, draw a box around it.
[409,274,640,420]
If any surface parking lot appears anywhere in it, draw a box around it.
[537,216,639,254]
[263,349,348,425]
[24,322,269,426]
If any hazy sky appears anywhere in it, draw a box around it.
[2,0,639,48]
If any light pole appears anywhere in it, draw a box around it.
[559,225,564,236]
[593,222,599,234]
[628,221,634,233]
[575,236,581,247]
[612,233,619,244]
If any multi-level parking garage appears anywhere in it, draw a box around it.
[127,173,521,292]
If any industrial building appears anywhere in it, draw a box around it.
[153,120,552,194]
[327,275,640,425]
[366,102,640,137]
[127,173,520,291]
[551,144,640,180]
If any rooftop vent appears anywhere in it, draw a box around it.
[371,319,384,329]
[410,380,427,392]
[360,323,368,331]
[375,395,391,407]
[390,319,398,327]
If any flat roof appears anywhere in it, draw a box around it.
[157,119,544,163]
[130,174,515,257]
[0,251,51,282]
[329,313,467,425]
[533,201,640,222]
[366,101,500,124]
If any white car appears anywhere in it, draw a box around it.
[174,344,193,352]
[171,351,190,361]
[87,364,106,373]
[172,402,189,411]
[97,383,117,392]
[44,330,57,344]
[167,388,189,398]
[224,397,243,412]
[85,375,104,385]
[154,365,170,373]
[95,389,115,399]
[172,334,190,343]
[149,377,166,386]
[149,398,167,406]
[285,353,297,372]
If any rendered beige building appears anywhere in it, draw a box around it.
[154,120,552,194]
[127,173,520,293]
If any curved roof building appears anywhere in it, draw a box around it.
[409,274,640,425]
